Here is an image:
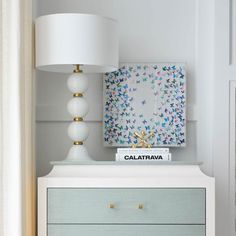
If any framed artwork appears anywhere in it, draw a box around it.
[103,63,186,147]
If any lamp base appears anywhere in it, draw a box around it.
[65,67,93,162]
[66,145,93,161]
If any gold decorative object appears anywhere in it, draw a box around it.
[73,93,83,97]
[73,117,83,122]
[138,203,144,209]
[131,130,155,148]
[108,203,115,209]
[73,141,83,145]
[73,64,82,73]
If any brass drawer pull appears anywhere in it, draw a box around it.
[108,203,115,209]
[108,203,144,209]
[138,204,144,209]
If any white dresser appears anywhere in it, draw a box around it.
[38,162,215,236]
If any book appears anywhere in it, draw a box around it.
[117,148,169,155]
[116,152,171,162]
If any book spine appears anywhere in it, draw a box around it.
[117,148,169,154]
[116,153,171,161]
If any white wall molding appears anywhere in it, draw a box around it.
[195,0,215,176]
[36,104,198,122]
[229,80,236,236]
[36,104,102,122]
[229,0,233,65]
[214,0,233,235]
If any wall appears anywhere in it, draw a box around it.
[35,0,208,177]
[214,0,236,235]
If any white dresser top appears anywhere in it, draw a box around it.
[42,161,209,179]
[51,161,202,165]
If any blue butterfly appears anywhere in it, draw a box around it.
[179,139,185,144]
[123,84,128,89]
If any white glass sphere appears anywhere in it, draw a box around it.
[66,145,93,161]
[67,97,89,118]
[68,121,89,141]
[67,73,89,94]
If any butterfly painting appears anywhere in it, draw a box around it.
[103,63,186,147]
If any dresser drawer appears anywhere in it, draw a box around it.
[48,188,205,224]
[48,225,205,236]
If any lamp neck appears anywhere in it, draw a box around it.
[73,64,82,73]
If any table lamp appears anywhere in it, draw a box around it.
[35,13,118,161]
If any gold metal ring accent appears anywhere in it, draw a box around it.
[74,141,83,145]
[138,204,144,209]
[73,93,83,97]
[74,117,83,122]
[108,203,115,209]
[73,64,82,73]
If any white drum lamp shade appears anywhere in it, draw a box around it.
[35,13,118,73]
[35,14,119,161]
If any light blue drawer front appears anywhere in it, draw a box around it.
[48,188,205,224]
[48,225,205,236]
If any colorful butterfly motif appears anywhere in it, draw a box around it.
[141,100,146,105]
[104,64,186,146]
